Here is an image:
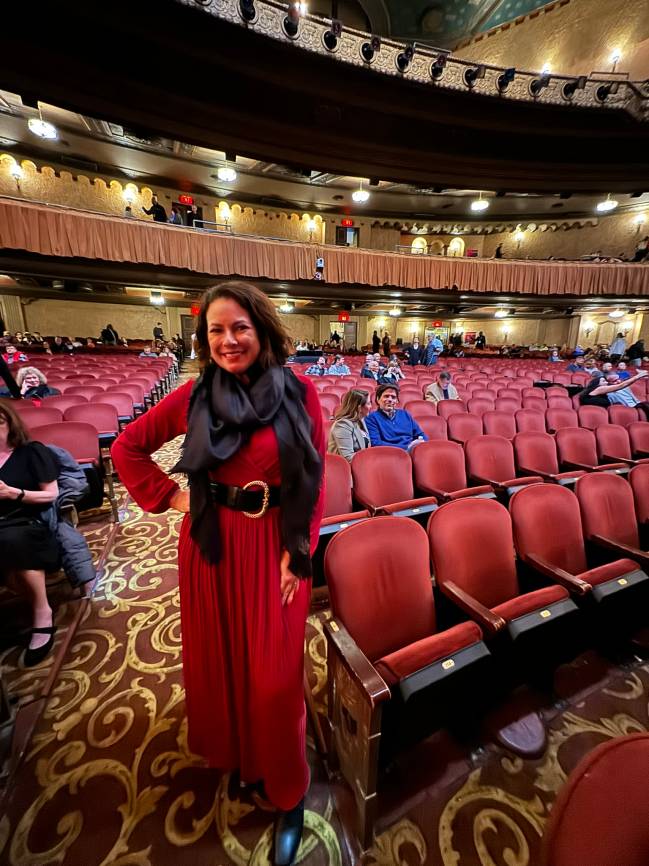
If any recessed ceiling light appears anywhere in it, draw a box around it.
[597,195,618,212]
[217,166,237,182]
[28,118,57,140]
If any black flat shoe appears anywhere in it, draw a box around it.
[23,626,57,667]
[273,798,304,866]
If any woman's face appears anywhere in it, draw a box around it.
[206,297,261,376]
[0,414,8,447]
[361,396,372,417]
[23,372,40,389]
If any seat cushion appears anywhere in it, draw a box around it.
[381,495,438,515]
[374,620,482,686]
[446,485,494,500]
[491,585,569,622]
[578,558,640,587]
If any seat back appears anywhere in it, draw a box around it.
[64,403,120,436]
[575,472,639,549]
[65,385,106,398]
[417,415,448,441]
[465,435,516,483]
[351,446,413,508]
[495,398,521,414]
[595,424,631,461]
[523,397,546,413]
[630,464,649,525]
[546,408,578,433]
[540,734,649,866]
[42,394,88,411]
[578,405,610,431]
[467,397,495,416]
[325,517,436,662]
[94,391,134,419]
[447,413,483,444]
[437,400,466,421]
[515,409,546,434]
[12,404,63,429]
[412,440,468,494]
[482,411,516,440]
[629,422,649,456]
[547,396,573,410]
[510,484,588,575]
[428,498,519,608]
[318,393,339,416]
[555,427,598,468]
[30,422,100,465]
[609,405,641,427]
[514,431,560,474]
[323,453,354,517]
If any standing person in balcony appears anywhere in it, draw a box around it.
[142,193,167,223]
[405,337,422,366]
[111,281,324,866]
[381,332,391,358]
[609,332,627,363]
[153,322,165,342]
[100,324,119,345]
[371,330,380,354]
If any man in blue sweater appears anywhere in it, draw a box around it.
[365,383,428,451]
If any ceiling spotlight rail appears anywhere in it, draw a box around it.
[181,0,648,121]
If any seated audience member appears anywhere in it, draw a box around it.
[86,339,97,349]
[566,356,586,372]
[49,336,72,355]
[360,353,373,376]
[2,345,28,365]
[373,352,387,368]
[582,370,649,417]
[16,367,61,399]
[365,383,428,451]
[405,338,423,366]
[30,332,45,345]
[305,356,327,376]
[549,348,561,362]
[425,371,460,403]
[328,355,351,376]
[616,361,632,381]
[328,389,371,462]
[0,401,60,665]
[583,358,600,376]
[362,360,387,383]
[627,339,645,369]
[384,359,405,382]
[139,345,159,358]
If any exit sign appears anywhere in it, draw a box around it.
[338,311,350,322]
[191,303,201,317]
[179,194,194,206]
[341,218,354,227]
[432,320,443,328]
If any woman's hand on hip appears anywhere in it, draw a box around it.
[170,489,190,513]
[280,550,300,607]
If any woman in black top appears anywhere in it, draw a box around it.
[0,400,60,665]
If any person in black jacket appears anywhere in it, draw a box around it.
[405,339,423,366]
[100,324,119,344]
[142,194,167,223]
[372,330,380,354]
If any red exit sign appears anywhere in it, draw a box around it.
[432,320,443,328]
[179,194,194,206]
[191,303,201,317]
[338,311,350,322]
[341,218,354,227]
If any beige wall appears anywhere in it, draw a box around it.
[456,0,649,80]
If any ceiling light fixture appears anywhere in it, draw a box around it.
[596,195,618,213]
[352,180,370,203]
[217,166,237,182]
[279,300,294,313]
[608,309,625,319]
[494,309,508,318]
[470,192,489,212]
[396,43,415,74]
[514,230,525,243]
[464,64,486,88]
[28,116,57,140]
[323,18,341,51]
[150,291,165,306]
[389,306,402,317]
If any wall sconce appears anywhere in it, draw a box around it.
[9,162,23,188]
[621,320,634,334]
[123,187,136,204]
[150,291,165,306]
[634,212,646,231]
[583,320,595,339]
[307,218,317,241]
[376,318,386,329]
[219,203,231,225]
[279,300,294,314]
[502,329,509,343]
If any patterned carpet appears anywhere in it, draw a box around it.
[1,377,648,865]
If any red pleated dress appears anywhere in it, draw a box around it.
[111,374,325,810]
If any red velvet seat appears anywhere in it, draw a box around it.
[608,404,641,426]
[630,464,649,527]
[351,446,437,518]
[515,409,546,434]
[321,454,370,529]
[578,405,610,431]
[417,415,448,441]
[437,399,466,421]
[522,396,546,413]
[465,435,543,493]
[483,410,516,440]
[404,400,438,425]
[541,734,649,866]
[318,393,339,418]
[496,389,521,403]
[324,517,488,847]
[547,383,570,395]
[42,394,88,412]
[65,385,106,398]
[467,397,495,416]
[545,408,578,433]
[628,421,649,458]
[596,424,649,468]
[546,396,573,410]
[12,404,63,429]
[428,498,576,640]
[64,402,120,437]
[510,483,644,602]
[494,397,520,414]
[412,440,494,502]
[93,391,135,423]
[522,388,546,400]
[555,427,628,474]
[575,472,649,570]
[514,431,586,485]
[447,412,483,445]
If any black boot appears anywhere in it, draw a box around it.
[273,798,304,866]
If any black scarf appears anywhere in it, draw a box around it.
[173,363,322,578]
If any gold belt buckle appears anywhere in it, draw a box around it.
[242,480,270,519]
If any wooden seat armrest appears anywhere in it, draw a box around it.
[439,580,506,635]
[470,473,500,489]
[525,553,591,595]
[589,534,648,570]
[519,466,556,482]
[602,454,635,467]
[561,460,592,472]
[324,619,391,707]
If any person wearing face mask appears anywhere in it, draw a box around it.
[328,389,371,461]
[111,281,324,866]
[365,383,428,451]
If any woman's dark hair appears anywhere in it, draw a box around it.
[0,399,29,448]
[195,281,293,370]
[334,389,369,422]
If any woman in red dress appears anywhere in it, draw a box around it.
[111,281,324,865]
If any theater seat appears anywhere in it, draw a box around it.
[416,415,448,441]
[541,734,649,866]
[575,473,649,570]
[515,409,546,434]
[324,517,489,848]
[545,408,578,434]
[437,399,466,421]
[510,483,646,605]
[482,411,516,440]
[429,498,577,645]
[320,454,370,532]
[351,446,438,519]
[608,405,641,427]
[630,465,649,528]
[555,427,628,475]
[628,421,649,458]
[465,435,543,495]
[595,424,649,468]
[578,405,610,431]
[412,440,494,502]
[447,412,483,445]
[514,431,586,486]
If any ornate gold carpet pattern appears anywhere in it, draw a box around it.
[2,410,649,865]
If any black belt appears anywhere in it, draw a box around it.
[210,480,280,518]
